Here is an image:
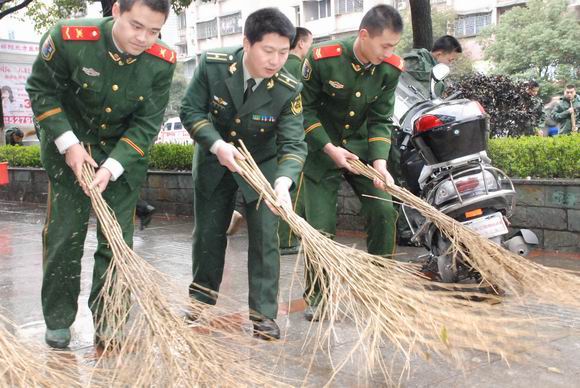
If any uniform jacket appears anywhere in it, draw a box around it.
[26,17,176,190]
[301,36,402,182]
[180,47,307,202]
[284,54,303,79]
[551,95,580,134]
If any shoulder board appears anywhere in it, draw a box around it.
[145,43,176,64]
[383,54,404,71]
[274,72,298,90]
[61,26,101,41]
[206,52,236,63]
[312,44,343,61]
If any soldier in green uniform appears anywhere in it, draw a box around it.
[551,84,579,134]
[26,0,175,349]
[403,35,462,97]
[180,8,307,340]
[4,126,24,146]
[278,26,313,255]
[300,4,403,320]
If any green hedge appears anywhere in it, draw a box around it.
[0,145,42,167]
[488,135,580,179]
[1,136,578,179]
[0,144,194,171]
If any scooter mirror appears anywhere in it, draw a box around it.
[432,63,450,82]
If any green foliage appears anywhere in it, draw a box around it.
[23,0,87,33]
[0,145,42,167]
[488,135,580,178]
[164,62,188,121]
[480,0,580,81]
[148,143,193,171]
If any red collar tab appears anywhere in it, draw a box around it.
[61,26,101,41]
[145,43,176,64]
[313,44,343,61]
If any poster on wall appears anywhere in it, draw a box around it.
[0,41,38,129]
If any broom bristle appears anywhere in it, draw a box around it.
[348,159,580,310]
[235,141,547,382]
[80,164,291,387]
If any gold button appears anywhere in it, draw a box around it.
[331,93,336,97]
[260,128,265,133]
[344,124,350,129]
[138,96,144,101]
[82,83,88,89]
[118,61,124,66]
[112,84,119,91]
[213,110,218,115]
[100,141,106,146]
[105,107,112,113]
[230,131,237,136]
[100,124,107,129]
[342,139,347,145]
[349,111,355,117]
[355,91,361,98]
[235,118,241,124]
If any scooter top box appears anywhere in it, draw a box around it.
[412,100,489,165]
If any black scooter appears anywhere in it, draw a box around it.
[392,64,538,286]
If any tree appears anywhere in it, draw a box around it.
[396,7,456,55]
[0,0,33,20]
[480,0,580,82]
[164,63,188,121]
[409,0,432,50]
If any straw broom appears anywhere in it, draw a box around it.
[0,315,111,387]
[235,142,540,382]
[348,160,580,309]
[79,163,289,387]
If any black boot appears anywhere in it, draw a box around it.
[252,318,280,340]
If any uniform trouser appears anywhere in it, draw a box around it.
[303,170,397,306]
[387,135,411,239]
[189,172,280,319]
[277,172,305,249]
[40,142,139,330]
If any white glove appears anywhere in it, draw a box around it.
[211,140,244,174]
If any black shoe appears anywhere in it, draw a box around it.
[279,245,299,256]
[303,305,321,322]
[138,205,156,230]
[252,318,280,340]
[45,328,71,349]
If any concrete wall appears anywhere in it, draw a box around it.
[2,167,578,251]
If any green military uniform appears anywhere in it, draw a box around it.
[278,53,306,252]
[4,127,23,146]
[402,48,441,97]
[180,47,307,319]
[301,36,400,306]
[551,95,580,134]
[26,17,175,331]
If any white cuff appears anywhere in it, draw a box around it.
[101,158,124,181]
[54,131,80,154]
[210,139,227,154]
[274,176,292,190]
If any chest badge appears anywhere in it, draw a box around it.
[82,67,100,77]
[213,95,229,106]
[328,80,344,89]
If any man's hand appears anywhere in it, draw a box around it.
[372,159,395,189]
[65,143,98,190]
[215,142,245,174]
[568,107,575,114]
[323,143,359,173]
[88,167,112,195]
[266,177,292,216]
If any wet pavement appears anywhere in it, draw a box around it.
[1,199,580,387]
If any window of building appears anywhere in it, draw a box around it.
[176,43,188,56]
[197,18,218,40]
[336,0,363,15]
[455,12,491,37]
[304,0,332,21]
[220,12,242,36]
[177,13,187,30]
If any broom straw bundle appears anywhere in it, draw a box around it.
[236,142,540,380]
[0,315,111,387]
[348,160,580,309]
[79,163,288,387]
